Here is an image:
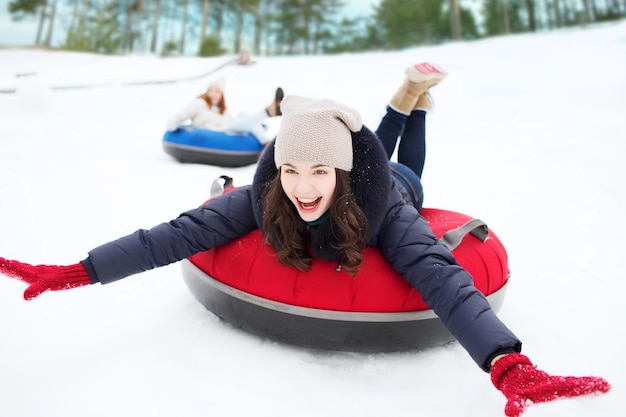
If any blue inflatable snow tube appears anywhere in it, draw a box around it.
[163,126,264,167]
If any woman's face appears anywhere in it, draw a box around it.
[205,86,223,105]
[280,162,337,222]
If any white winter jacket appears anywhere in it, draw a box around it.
[168,98,233,130]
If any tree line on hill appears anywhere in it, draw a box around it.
[8,0,625,56]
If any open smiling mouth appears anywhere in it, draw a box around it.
[297,197,322,211]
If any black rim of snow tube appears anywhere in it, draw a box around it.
[181,259,510,353]
[163,142,262,167]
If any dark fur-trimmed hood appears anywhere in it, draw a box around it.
[251,125,392,261]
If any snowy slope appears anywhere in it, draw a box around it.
[0,21,624,417]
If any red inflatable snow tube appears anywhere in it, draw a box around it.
[182,208,510,352]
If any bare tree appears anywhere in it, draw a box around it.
[250,0,265,54]
[450,0,462,40]
[180,0,190,53]
[579,0,596,23]
[34,0,48,45]
[130,0,146,51]
[553,0,563,27]
[525,0,537,31]
[231,0,246,53]
[150,0,163,52]
[67,0,79,36]
[500,0,510,33]
[43,0,58,47]
[199,0,211,48]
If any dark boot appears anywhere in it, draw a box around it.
[266,87,284,117]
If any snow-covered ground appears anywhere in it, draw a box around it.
[1,21,624,417]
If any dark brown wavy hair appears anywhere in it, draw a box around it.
[261,168,368,273]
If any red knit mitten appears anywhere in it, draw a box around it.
[490,353,610,417]
[0,257,91,300]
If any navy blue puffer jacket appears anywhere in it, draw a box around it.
[83,125,521,371]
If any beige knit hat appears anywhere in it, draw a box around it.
[274,95,362,171]
[207,77,226,93]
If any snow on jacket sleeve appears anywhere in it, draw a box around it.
[376,202,521,371]
[83,186,258,285]
[171,98,231,130]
